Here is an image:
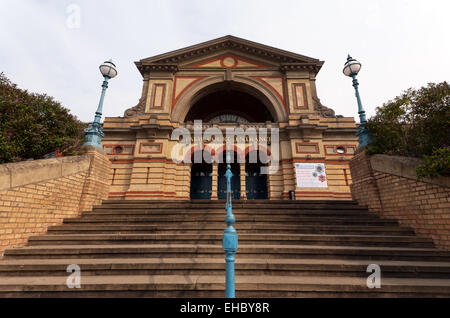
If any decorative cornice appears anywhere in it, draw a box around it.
[135,63,178,75]
[324,127,358,133]
[286,124,329,131]
[280,63,323,73]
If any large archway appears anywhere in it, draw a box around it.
[185,81,277,201]
[185,85,274,123]
[173,79,286,123]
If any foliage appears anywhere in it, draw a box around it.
[415,147,450,178]
[0,72,86,164]
[366,81,450,177]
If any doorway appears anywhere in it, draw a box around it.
[217,151,241,200]
[245,151,268,200]
[190,150,213,200]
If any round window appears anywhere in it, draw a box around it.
[114,146,124,154]
[336,146,345,154]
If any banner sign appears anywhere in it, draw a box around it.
[295,163,328,188]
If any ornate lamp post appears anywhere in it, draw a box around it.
[83,60,118,149]
[343,55,370,148]
[223,150,238,298]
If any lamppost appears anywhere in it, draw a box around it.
[83,60,118,149]
[223,150,238,298]
[343,55,370,148]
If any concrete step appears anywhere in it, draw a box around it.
[93,202,366,211]
[92,205,368,211]
[87,209,373,218]
[4,244,450,261]
[47,223,415,235]
[3,199,449,297]
[26,233,434,248]
[98,199,361,207]
[101,199,360,205]
[66,216,399,226]
[1,258,449,278]
[1,274,449,298]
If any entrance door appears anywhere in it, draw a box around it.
[246,163,268,200]
[190,163,212,200]
[218,163,241,200]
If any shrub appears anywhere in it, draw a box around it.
[0,73,86,164]
[366,82,449,177]
[415,147,450,178]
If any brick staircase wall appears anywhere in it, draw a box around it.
[0,146,110,254]
[350,151,450,250]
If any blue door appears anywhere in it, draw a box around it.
[190,163,212,200]
[218,163,241,200]
[246,163,268,200]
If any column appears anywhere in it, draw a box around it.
[186,163,192,200]
[240,164,246,200]
[211,163,218,200]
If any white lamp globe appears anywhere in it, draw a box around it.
[343,55,361,77]
[99,60,118,78]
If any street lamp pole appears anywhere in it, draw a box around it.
[343,55,370,148]
[83,60,118,149]
[223,150,238,298]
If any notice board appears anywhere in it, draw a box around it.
[295,163,328,188]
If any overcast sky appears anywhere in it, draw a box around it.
[0,0,449,123]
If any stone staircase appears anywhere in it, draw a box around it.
[1,200,450,297]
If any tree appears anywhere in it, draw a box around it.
[0,72,86,164]
[366,81,450,177]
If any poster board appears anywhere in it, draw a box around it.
[295,163,328,188]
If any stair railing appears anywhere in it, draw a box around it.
[223,151,238,298]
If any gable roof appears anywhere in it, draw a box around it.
[135,35,324,74]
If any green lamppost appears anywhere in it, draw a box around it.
[343,55,370,148]
[83,60,118,149]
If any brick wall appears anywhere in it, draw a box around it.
[0,147,111,254]
[350,151,450,250]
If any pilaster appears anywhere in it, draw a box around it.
[212,163,218,200]
[240,164,246,200]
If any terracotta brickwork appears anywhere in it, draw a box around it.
[350,151,450,250]
[104,36,359,201]
[0,148,111,254]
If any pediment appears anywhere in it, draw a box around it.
[135,35,324,74]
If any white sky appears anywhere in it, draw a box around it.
[0,0,449,123]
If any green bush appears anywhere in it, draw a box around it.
[0,73,86,164]
[415,147,450,178]
[366,82,449,177]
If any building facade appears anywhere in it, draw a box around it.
[102,36,358,201]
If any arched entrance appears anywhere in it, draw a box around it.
[185,83,276,201]
[184,82,275,123]
[190,151,212,200]
[217,151,241,200]
[245,151,268,200]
